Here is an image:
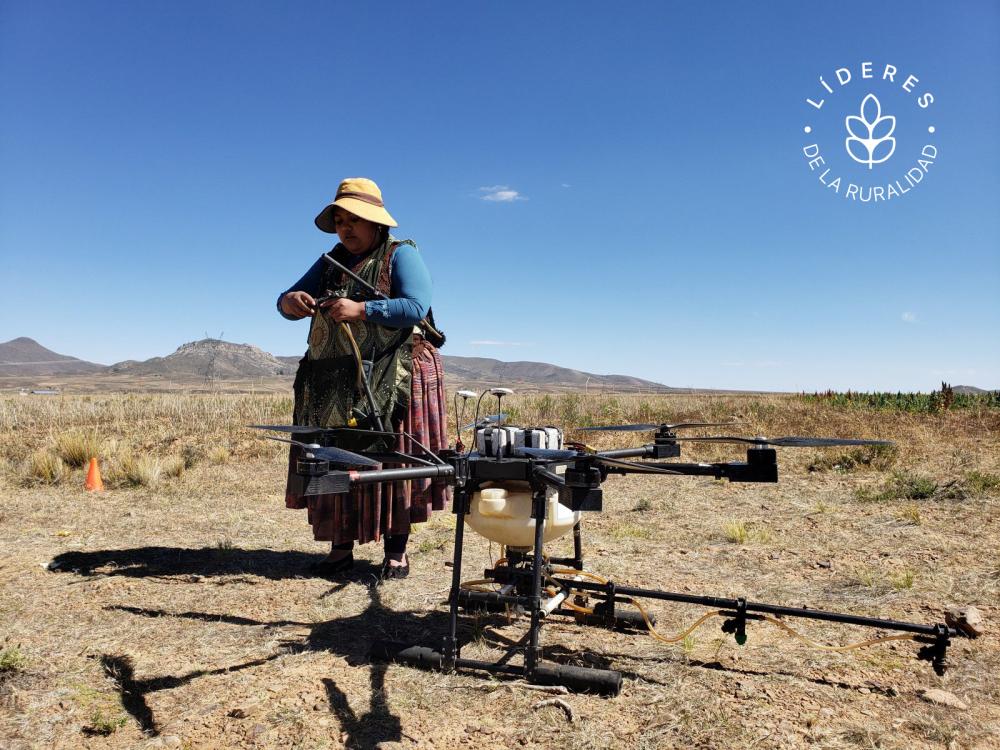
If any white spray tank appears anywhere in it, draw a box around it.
[466,424,581,551]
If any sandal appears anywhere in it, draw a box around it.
[379,558,410,580]
[309,553,354,578]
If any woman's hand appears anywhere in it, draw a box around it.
[321,298,367,322]
[280,291,316,319]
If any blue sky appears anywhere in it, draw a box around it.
[1,1,997,391]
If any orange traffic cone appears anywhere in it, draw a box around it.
[84,457,104,492]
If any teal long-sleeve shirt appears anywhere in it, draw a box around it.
[277,244,431,326]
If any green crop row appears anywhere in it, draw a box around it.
[801,383,999,413]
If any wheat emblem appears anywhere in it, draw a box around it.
[845,93,896,169]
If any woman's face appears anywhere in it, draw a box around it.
[333,207,380,254]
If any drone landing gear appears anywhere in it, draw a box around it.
[371,485,625,695]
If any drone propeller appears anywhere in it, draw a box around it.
[461,413,508,431]
[577,421,735,433]
[251,424,324,434]
[675,436,894,448]
[264,436,380,467]
[515,448,684,475]
[250,424,398,437]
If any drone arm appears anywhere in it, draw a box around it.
[292,464,454,497]
[595,446,656,460]
[350,465,455,484]
[532,467,566,488]
[604,448,779,483]
[598,441,680,460]
[532,465,604,512]
[602,461,720,478]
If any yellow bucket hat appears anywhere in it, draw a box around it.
[315,177,398,232]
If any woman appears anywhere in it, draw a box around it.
[277,177,450,579]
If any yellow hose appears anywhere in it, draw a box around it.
[337,322,365,390]
[758,614,917,652]
[545,565,918,653]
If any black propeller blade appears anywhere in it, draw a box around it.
[251,424,324,434]
[515,448,683,475]
[461,413,508,431]
[263,436,380,467]
[675,436,894,448]
[577,421,735,433]
[250,424,398,437]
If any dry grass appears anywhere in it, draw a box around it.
[898,503,923,525]
[22,449,67,485]
[53,430,102,468]
[162,456,186,479]
[807,444,899,473]
[1,390,998,749]
[207,446,231,464]
[722,519,773,545]
[965,470,1000,497]
[0,645,28,674]
[723,519,749,544]
[106,454,163,488]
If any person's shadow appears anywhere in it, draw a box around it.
[49,545,323,581]
[49,546,492,748]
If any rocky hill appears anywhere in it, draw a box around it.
[0,337,104,376]
[953,385,991,395]
[275,353,671,391]
[3,337,670,390]
[108,339,294,379]
[439,355,674,391]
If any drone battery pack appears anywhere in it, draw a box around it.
[543,427,562,449]
[478,427,508,457]
[477,426,564,457]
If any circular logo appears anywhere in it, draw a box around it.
[801,62,937,203]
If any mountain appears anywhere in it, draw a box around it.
[0,337,104,376]
[953,385,992,395]
[277,353,672,391]
[3,337,673,391]
[108,339,294,379]
[438,355,675,392]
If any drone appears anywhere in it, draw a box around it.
[254,386,968,695]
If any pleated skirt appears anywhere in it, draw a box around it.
[285,340,451,544]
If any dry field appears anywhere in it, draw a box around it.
[1,391,998,750]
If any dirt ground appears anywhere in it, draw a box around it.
[1,393,998,749]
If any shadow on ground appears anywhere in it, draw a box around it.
[48,545,330,581]
[96,586,453,747]
[49,546,501,748]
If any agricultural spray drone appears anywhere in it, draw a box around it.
[254,387,966,696]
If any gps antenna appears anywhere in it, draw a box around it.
[490,388,513,427]
[455,390,477,451]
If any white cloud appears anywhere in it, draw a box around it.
[478,185,526,202]
[901,311,917,323]
[561,183,571,188]
[470,340,531,347]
